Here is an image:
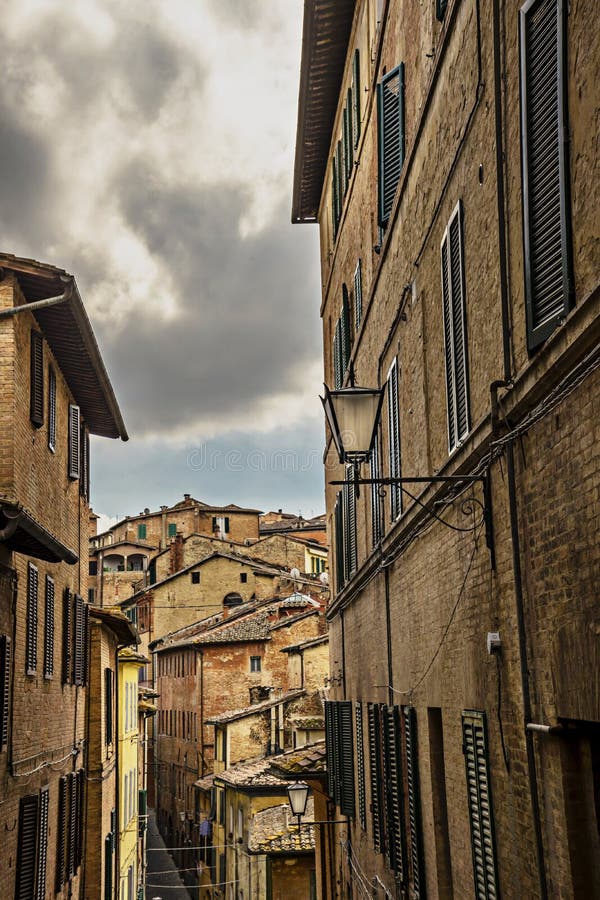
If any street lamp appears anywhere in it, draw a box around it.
[321,381,495,565]
[286,781,310,827]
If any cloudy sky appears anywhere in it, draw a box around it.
[1,0,326,523]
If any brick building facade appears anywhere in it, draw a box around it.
[0,255,127,900]
[293,0,599,897]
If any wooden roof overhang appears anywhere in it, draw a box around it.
[0,253,128,440]
[0,502,78,564]
[292,0,356,223]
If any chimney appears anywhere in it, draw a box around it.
[184,493,191,501]
[249,686,272,705]
[144,508,150,515]
[169,532,184,575]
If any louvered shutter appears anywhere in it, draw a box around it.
[336,142,343,221]
[56,776,68,890]
[105,668,113,745]
[339,701,355,817]
[341,286,352,375]
[463,711,498,899]
[48,367,56,451]
[74,595,84,686]
[0,635,11,750]
[80,421,88,498]
[404,706,425,897]
[44,576,54,678]
[331,701,341,806]
[368,703,384,853]
[370,431,383,546]
[352,49,361,148]
[26,563,38,675]
[36,787,49,900]
[16,793,38,900]
[76,769,85,869]
[347,88,354,176]
[82,601,89,686]
[342,107,350,195]
[325,701,336,798]
[333,320,342,390]
[332,159,339,239]
[344,466,357,580]
[68,405,81,480]
[384,706,406,878]
[30,331,44,427]
[355,703,367,829]
[377,64,405,226]
[441,201,470,452]
[354,259,363,329]
[334,492,345,593]
[387,361,402,520]
[520,0,572,351]
[68,772,77,877]
[63,588,73,684]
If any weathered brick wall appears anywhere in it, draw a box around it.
[313,0,599,896]
[109,506,259,551]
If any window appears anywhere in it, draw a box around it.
[333,287,352,389]
[88,588,95,603]
[168,522,177,537]
[26,563,38,675]
[325,701,355,817]
[387,360,402,520]
[377,64,406,227]
[191,571,200,584]
[0,635,11,751]
[105,668,113,745]
[240,572,248,583]
[355,703,367,829]
[137,523,147,540]
[212,515,230,534]
[48,367,56,451]
[462,710,498,898]
[104,833,113,900]
[520,0,572,351]
[354,259,363,329]
[43,575,54,679]
[370,430,384,546]
[89,560,97,576]
[63,589,73,684]
[310,555,326,575]
[250,656,261,673]
[334,491,344,593]
[68,405,80,479]
[73,594,87,686]
[16,788,49,900]
[367,703,384,853]
[30,330,44,428]
[436,0,448,20]
[80,424,90,500]
[352,49,361,148]
[441,200,470,451]
[344,465,357,579]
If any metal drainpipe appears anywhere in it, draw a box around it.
[0,285,72,318]
[492,0,548,892]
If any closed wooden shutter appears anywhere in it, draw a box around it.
[342,106,350,195]
[63,588,73,684]
[43,576,54,679]
[463,711,498,899]
[35,787,49,900]
[387,360,402,520]
[56,776,68,890]
[16,793,38,900]
[368,703,384,854]
[83,601,89,686]
[441,200,470,451]
[30,331,44,427]
[370,431,383,547]
[355,703,367,829]
[346,88,354,176]
[336,141,343,218]
[26,563,38,675]
[331,701,341,806]
[76,769,85,869]
[334,492,345,593]
[325,701,336,798]
[104,834,113,900]
[74,594,84,686]
[341,286,352,375]
[333,319,342,390]
[68,405,81,480]
[105,668,113,745]
[377,64,405,226]
[352,49,361,148]
[344,466,357,580]
[354,259,363,329]
[80,422,89,499]
[384,706,406,879]
[68,772,77,877]
[520,0,572,350]
[0,634,11,750]
[339,701,355,817]
[404,706,425,897]
[48,367,56,451]
[332,159,339,239]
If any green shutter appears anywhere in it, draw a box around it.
[137,523,147,540]
[463,711,498,899]
[168,522,177,537]
[377,64,406,226]
[325,701,335,798]
[356,703,367,829]
[339,701,355,817]
[404,706,425,897]
[347,87,354,175]
[352,49,361,148]
[387,360,402,520]
[354,259,363,329]
[332,159,339,239]
[341,286,352,374]
[520,0,572,350]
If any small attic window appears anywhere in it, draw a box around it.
[223,592,243,607]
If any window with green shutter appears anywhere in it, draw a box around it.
[168,522,177,537]
[353,259,363,329]
[355,703,367,829]
[137,523,147,540]
[387,360,402,520]
[377,64,405,227]
[30,331,44,428]
[404,706,425,897]
[370,430,383,547]
[383,706,407,879]
[462,710,498,899]
[338,701,355,817]
[441,200,470,452]
[520,0,572,351]
[352,49,361,148]
[334,492,345,593]
[26,563,38,675]
[343,465,357,581]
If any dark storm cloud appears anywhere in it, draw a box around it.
[0,114,55,249]
[102,163,321,436]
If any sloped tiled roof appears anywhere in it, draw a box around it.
[216,756,289,789]
[206,689,306,725]
[193,614,271,646]
[249,801,315,854]
[268,740,327,778]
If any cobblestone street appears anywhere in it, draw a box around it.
[145,810,193,900]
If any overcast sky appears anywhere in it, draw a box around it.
[1,0,326,523]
